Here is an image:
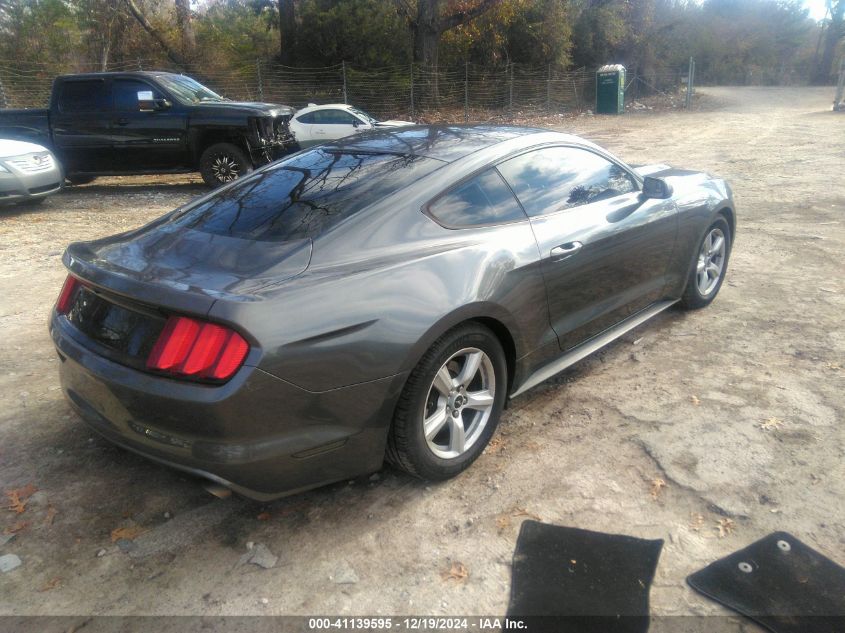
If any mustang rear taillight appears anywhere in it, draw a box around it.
[146,316,249,381]
[56,275,81,314]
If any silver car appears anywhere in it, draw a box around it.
[0,139,63,204]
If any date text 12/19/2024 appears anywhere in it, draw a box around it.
[307,617,528,631]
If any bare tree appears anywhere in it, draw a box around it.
[396,0,502,67]
[279,0,296,65]
[815,0,845,84]
[175,0,195,53]
[122,0,188,68]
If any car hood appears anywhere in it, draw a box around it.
[64,225,312,315]
[0,138,49,158]
[193,101,295,118]
[374,120,415,127]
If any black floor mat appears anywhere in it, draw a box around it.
[687,531,845,633]
[506,520,664,633]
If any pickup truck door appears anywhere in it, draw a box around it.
[109,79,189,170]
[51,78,114,173]
[497,145,678,352]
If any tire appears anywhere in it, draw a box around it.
[386,323,508,480]
[199,142,252,187]
[680,215,732,309]
[66,175,95,185]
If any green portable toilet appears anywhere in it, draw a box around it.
[596,64,625,114]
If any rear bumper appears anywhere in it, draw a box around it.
[50,312,406,500]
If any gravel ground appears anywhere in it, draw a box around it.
[0,86,843,628]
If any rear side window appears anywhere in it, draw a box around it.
[312,109,358,125]
[113,79,163,111]
[427,169,526,228]
[295,112,315,124]
[57,80,111,112]
[497,146,637,217]
[171,149,443,242]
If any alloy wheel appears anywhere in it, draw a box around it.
[696,227,726,296]
[423,348,496,459]
[210,154,241,183]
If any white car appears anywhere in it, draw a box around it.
[0,139,63,205]
[288,104,414,148]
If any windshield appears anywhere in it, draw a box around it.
[350,107,378,124]
[169,148,443,242]
[156,74,226,104]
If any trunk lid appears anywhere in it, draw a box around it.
[65,225,312,316]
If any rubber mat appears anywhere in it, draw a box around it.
[687,531,845,633]
[506,520,664,633]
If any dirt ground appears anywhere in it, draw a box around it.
[0,87,843,628]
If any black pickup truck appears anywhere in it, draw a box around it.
[0,71,296,186]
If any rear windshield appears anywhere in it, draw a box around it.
[171,149,442,242]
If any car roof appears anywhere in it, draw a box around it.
[322,124,579,164]
[55,71,184,81]
[298,103,357,113]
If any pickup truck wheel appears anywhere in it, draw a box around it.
[66,175,96,185]
[200,143,252,187]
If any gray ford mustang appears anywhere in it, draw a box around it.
[50,126,735,499]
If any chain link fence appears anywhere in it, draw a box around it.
[0,58,689,118]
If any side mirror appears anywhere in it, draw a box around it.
[641,176,673,199]
[351,119,360,128]
[154,98,171,111]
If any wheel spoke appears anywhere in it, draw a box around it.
[432,366,454,396]
[465,389,494,411]
[710,235,724,255]
[456,351,482,388]
[424,408,448,440]
[448,415,466,453]
[707,263,721,278]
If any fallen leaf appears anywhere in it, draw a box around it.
[690,395,701,406]
[44,506,58,526]
[4,521,30,534]
[110,525,146,542]
[485,437,505,454]
[511,507,542,521]
[715,518,735,538]
[757,417,784,431]
[440,561,469,583]
[650,478,666,500]
[5,483,38,514]
[39,577,61,592]
[495,515,511,533]
[689,513,705,531]
[256,512,271,521]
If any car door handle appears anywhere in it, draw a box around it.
[550,241,583,260]
[114,118,129,126]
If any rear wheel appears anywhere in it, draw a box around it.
[386,323,507,480]
[199,142,252,187]
[680,216,732,309]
